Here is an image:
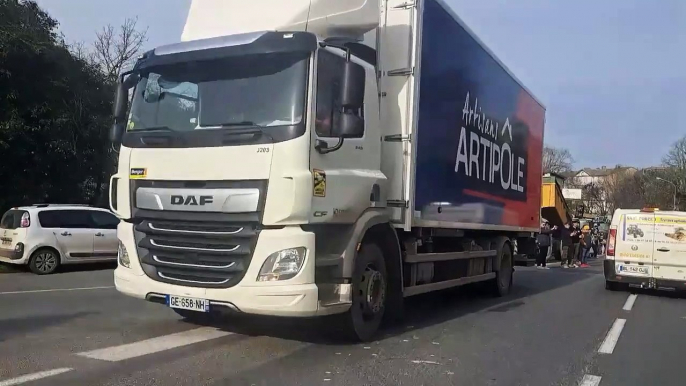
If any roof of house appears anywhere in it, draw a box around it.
[573,166,637,177]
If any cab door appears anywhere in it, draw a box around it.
[614,213,655,279]
[309,48,384,224]
[652,212,686,281]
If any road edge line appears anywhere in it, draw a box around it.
[0,368,72,386]
[0,286,114,295]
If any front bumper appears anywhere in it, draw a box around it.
[114,222,350,317]
[604,259,686,291]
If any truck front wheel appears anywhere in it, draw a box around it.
[343,242,387,342]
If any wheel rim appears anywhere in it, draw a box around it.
[35,253,57,273]
[358,265,386,320]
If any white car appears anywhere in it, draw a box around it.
[0,205,120,274]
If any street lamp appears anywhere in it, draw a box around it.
[656,177,677,210]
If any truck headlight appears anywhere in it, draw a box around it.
[257,247,307,282]
[118,241,130,268]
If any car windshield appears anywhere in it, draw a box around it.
[127,52,309,132]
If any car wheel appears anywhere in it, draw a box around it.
[29,248,60,275]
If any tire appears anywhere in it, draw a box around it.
[491,241,513,297]
[28,248,60,275]
[342,242,387,342]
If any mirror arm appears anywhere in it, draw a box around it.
[315,137,345,154]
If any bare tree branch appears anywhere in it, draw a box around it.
[543,146,574,174]
[92,17,148,83]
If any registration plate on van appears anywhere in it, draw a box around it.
[166,295,210,312]
[617,264,649,276]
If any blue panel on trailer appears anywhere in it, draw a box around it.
[413,0,545,230]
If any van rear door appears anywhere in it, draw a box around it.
[0,209,29,259]
[652,212,686,282]
[614,212,654,279]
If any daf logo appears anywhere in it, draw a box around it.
[170,195,214,206]
[631,245,639,251]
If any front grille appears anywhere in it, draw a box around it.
[135,219,259,288]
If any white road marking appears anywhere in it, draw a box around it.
[598,318,626,354]
[0,368,72,386]
[411,360,441,365]
[0,286,114,295]
[622,294,638,311]
[77,327,232,362]
[579,374,602,386]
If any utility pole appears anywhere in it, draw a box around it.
[656,177,677,210]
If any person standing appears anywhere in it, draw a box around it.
[570,222,581,268]
[536,221,551,269]
[579,229,592,267]
[560,221,574,268]
[551,225,561,261]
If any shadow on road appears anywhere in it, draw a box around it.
[0,311,95,342]
[57,262,117,274]
[183,267,599,345]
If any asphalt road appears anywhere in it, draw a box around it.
[0,259,683,386]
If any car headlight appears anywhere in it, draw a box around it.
[118,241,130,268]
[257,247,307,282]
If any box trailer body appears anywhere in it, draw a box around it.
[109,0,545,341]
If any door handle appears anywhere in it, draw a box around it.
[95,232,104,237]
[60,232,72,236]
[657,247,670,252]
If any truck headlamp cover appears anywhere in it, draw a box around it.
[257,247,307,281]
[118,240,131,268]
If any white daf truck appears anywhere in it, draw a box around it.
[109,0,546,341]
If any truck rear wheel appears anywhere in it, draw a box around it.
[491,241,513,297]
[343,242,387,342]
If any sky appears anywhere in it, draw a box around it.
[35,0,686,169]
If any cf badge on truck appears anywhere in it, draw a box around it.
[130,168,147,179]
[313,169,326,197]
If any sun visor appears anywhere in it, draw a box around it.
[181,0,379,42]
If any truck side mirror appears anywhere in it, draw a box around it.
[110,74,139,143]
[110,81,129,143]
[334,113,364,138]
[340,61,365,109]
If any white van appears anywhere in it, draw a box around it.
[605,208,686,291]
[0,205,120,274]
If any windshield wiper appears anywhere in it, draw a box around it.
[133,126,174,133]
[214,121,260,128]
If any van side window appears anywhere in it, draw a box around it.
[315,50,365,138]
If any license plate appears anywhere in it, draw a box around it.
[166,295,210,312]
[1,238,11,246]
[618,265,649,275]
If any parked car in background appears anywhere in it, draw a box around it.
[0,204,119,274]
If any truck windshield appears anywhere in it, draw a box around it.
[127,52,308,132]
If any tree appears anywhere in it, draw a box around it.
[0,1,128,211]
[543,146,574,174]
[92,17,148,83]
[84,17,148,206]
